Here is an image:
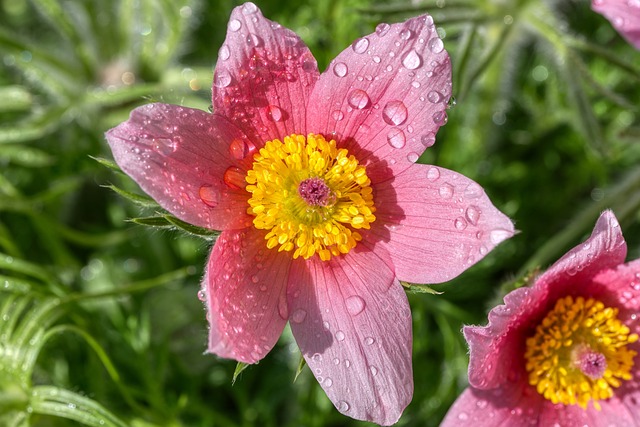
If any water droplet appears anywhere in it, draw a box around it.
[242,2,258,14]
[266,105,284,122]
[345,295,366,315]
[490,229,512,245]
[344,359,351,368]
[246,33,263,47]
[335,330,345,341]
[333,62,348,77]
[348,89,370,109]
[332,110,344,121]
[457,412,469,421]
[400,29,413,40]
[476,399,488,409]
[364,336,375,345]
[382,100,408,126]
[432,110,448,125]
[427,91,443,103]
[223,166,246,190]
[199,186,219,207]
[402,49,422,70]
[229,138,255,160]
[333,357,340,365]
[426,167,440,181]
[352,37,369,54]
[428,37,445,53]
[229,19,242,32]
[338,401,351,412]
[312,353,322,363]
[370,366,378,376]
[372,56,381,63]
[465,206,481,225]
[197,289,206,301]
[407,152,419,163]
[376,23,391,36]
[291,309,307,323]
[153,138,177,155]
[214,70,232,88]
[387,128,406,149]
[219,44,230,61]
[324,377,333,387]
[454,217,467,230]
[439,183,454,199]
[259,285,267,291]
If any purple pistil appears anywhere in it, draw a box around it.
[298,177,333,207]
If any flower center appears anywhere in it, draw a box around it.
[245,133,376,261]
[524,295,638,409]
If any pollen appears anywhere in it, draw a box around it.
[524,295,638,409]
[245,133,376,261]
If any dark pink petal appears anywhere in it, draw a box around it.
[440,383,544,427]
[364,164,514,284]
[539,398,640,427]
[592,258,640,328]
[106,103,254,230]
[306,14,451,181]
[287,249,413,425]
[204,228,291,364]
[593,0,640,50]
[213,2,319,147]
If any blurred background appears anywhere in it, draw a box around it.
[0,0,639,426]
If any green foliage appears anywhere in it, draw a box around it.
[0,0,639,426]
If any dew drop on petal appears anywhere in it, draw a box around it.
[291,309,307,323]
[439,183,454,199]
[246,33,263,47]
[382,100,408,126]
[421,133,436,148]
[465,205,481,225]
[266,105,283,122]
[332,110,344,121]
[197,289,206,301]
[376,23,391,36]
[432,110,448,125]
[428,37,445,53]
[228,19,242,32]
[364,336,375,345]
[427,90,443,103]
[229,138,255,160]
[348,89,370,109]
[199,186,219,207]
[324,377,333,387]
[345,295,366,315]
[400,29,413,40]
[407,152,419,163]
[242,2,258,14]
[219,44,230,61]
[458,412,469,421]
[338,401,351,412]
[426,167,440,181]
[370,366,378,376]
[223,166,246,190]
[454,217,467,230]
[153,138,177,155]
[214,70,232,88]
[402,49,422,70]
[386,128,406,149]
[335,330,345,341]
[352,37,369,54]
[333,62,348,77]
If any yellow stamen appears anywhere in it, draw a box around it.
[524,295,638,409]
[245,133,376,260]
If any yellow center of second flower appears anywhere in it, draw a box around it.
[245,133,376,261]
[524,295,638,409]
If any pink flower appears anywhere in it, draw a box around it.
[106,3,514,424]
[592,0,640,49]
[441,210,640,427]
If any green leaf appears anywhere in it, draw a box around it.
[91,156,122,173]
[105,184,159,208]
[128,216,173,227]
[0,145,54,167]
[293,354,307,383]
[232,362,251,385]
[163,215,219,239]
[30,386,129,427]
[401,281,444,295]
[0,86,32,113]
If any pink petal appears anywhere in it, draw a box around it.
[593,0,640,49]
[204,228,292,364]
[364,164,514,284]
[592,258,640,325]
[106,103,254,230]
[213,2,319,147]
[539,398,640,427]
[440,383,544,427]
[287,249,413,425]
[306,14,451,181]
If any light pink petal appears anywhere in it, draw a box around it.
[213,2,319,147]
[306,14,451,181]
[287,249,412,425]
[593,258,640,327]
[204,228,292,364]
[539,397,640,427]
[106,103,254,230]
[593,0,640,49]
[363,164,514,284]
[441,380,545,427]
